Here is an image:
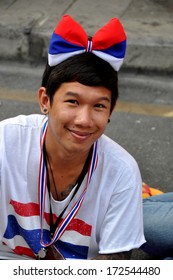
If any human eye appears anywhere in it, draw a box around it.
[65,99,79,105]
[94,103,106,109]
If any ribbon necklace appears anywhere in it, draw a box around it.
[38,119,98,249]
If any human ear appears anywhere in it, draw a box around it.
[38,87,50,114]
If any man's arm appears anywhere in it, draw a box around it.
[93,251,132,260]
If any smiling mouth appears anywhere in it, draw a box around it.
[69,129,92,140]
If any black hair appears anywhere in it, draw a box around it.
[41,52,118,113]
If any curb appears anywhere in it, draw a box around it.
[0,0,173,74]
[1,25,173,74]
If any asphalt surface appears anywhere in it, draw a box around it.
[1,61,172,193]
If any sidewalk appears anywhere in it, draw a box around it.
[0,0,173,73]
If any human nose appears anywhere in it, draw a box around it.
[74,106,93,127]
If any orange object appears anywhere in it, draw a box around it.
[142,182,164,199]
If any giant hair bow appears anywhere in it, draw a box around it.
[48,14,126,71]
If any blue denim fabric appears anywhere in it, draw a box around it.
[141,193,173,258]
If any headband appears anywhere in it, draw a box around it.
[48,14,126,71]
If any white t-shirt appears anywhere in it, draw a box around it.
[0,114,145,259]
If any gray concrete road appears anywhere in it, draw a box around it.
[0,61,173,260]
[0,61,173,193]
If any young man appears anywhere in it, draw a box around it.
[0,15,145,260]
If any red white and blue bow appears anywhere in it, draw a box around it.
[48,14,126,71]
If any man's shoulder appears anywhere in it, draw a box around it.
[98,134,139,171]
[0,114,45,129]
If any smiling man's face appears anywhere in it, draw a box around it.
[44,81,111,156]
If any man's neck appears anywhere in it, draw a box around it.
[44,137,92,201]
[44,133,91,171]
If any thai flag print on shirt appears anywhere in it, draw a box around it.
[3,200,92,259]
[2,120,98,260]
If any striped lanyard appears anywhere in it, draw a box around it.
[38,119,98,247]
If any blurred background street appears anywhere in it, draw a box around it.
[0,0,173,259]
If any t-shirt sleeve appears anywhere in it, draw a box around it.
[98,166,146,254]
[0,123,2,188]
[0,123,4,240]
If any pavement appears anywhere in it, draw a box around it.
[0,0,173,73]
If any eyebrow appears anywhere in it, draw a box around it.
[65,91,111,103]
[65,92,79,97]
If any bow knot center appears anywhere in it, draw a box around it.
[87,39,92,52]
